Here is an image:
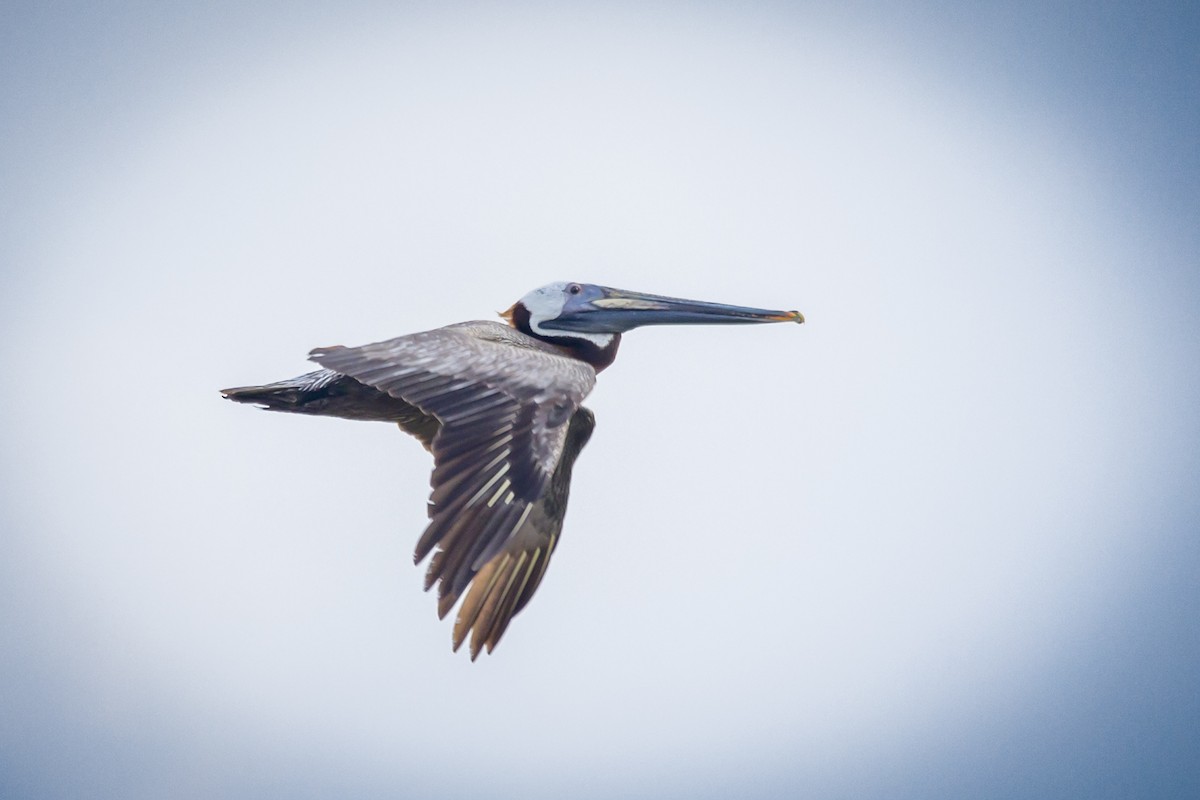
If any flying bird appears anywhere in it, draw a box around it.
[222,282,803,658]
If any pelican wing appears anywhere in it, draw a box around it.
[309,323,596,653]
[448,407,594,657]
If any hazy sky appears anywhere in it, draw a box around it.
[2,2,1198,798]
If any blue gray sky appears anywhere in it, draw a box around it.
[2,2,1198,798]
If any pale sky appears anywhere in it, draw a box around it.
[2,2,1198,798]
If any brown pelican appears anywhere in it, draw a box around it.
[223,282,803,658]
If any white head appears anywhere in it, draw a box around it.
[515,282,616,348]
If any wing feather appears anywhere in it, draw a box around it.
[309,323,596,650]
[450,408,594,659]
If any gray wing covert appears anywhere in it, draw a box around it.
[309,324,596,649]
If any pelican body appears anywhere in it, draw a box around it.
[223,282,803,658]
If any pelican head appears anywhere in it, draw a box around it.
[510,281,802,333]
[502,281,802,371]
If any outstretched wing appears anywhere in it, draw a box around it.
[309,323,596,651]
[447,406,595,658]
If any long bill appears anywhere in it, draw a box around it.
[546,285,804,334]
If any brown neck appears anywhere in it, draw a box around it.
[508,302,622,372]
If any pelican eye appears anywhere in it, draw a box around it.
[567,283,583,295]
